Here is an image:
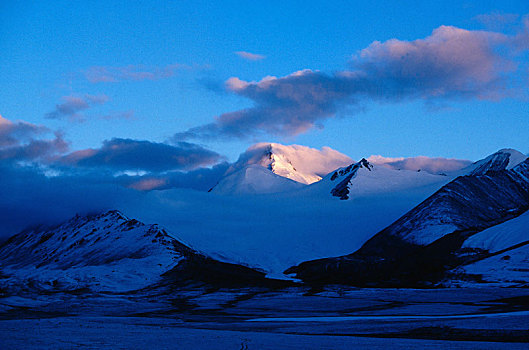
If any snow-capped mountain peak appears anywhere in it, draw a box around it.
[329,158,373,199]
[209,164,305,195]
[313,158,449,201]
[224,142,352,185]
[466,148,527,176]
[330,158,372,181]
[0,210,191,292]
[208,142,353,194]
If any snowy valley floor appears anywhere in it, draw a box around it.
[1,286,529,349]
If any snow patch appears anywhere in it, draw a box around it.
[463,211,529,252]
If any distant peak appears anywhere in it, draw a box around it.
[497,148,522,154]
[469,148,528,175]
[330,158,372,182]
[100,210,129,221]
[358,158,372,169]
[224,142,352,186]
[68,210,129,225]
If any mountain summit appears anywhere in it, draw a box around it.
[0,211,271,293]
[209,143,352,194]
[465,148,528,176]
[224,143,352,185]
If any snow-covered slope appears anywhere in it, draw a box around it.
[367,155,472,174]
[455,244,529,287]
[128,156,457,278]
[447,211,529,286]
[209,143,461,197]
[221,143,352,185]
[209,164,305,195]
[373,151,529,246]
[0,211,268,292]
[462,210,529,253]
[0,211,189,292]
[308,158,450,200]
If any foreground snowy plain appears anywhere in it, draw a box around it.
[2,286,529,348]
[3,316,528,350]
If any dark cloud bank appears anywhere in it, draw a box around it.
[60,138,223,172]
[0,116,228,238]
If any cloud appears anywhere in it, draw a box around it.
[367,155,472,174]
[127,177,168,191]
[0,163,138,238]
[235,51,266,61]
[0,115,69,163]
[173,70,354,139]
[101,110,135,121]
[61,138,223,172]
[0,114,48,147]
[85,63,187,83]
[0,132,68,163]
[46,94,109,122]
[0,161,228,239]
[513,15,529,51]
[175,24,528,140]
[0,115,233,238]
[474,12,520,30]
[121,162,230,191]
[353,25,512,100]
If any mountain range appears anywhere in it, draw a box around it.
[1,144,528,292]
[287,149,529,287]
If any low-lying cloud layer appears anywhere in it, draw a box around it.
[367,155,472,174]
[175,22,528,140]
[0,115,229,237]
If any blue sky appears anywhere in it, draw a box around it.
[1,0,528,163]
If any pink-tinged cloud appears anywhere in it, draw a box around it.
[174,23,528,140]
[128,178,168,191]
[513,15,529,51]
[46,94,109,122]
[173,69,354,139]
[85,63,186,83]
[367,155,472,174]
[354,25,512,100]
[0,115,49,147]
[235,51,266,61]
[102,110,135,121]
[474,12,520,30]
[0,115,69,163]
